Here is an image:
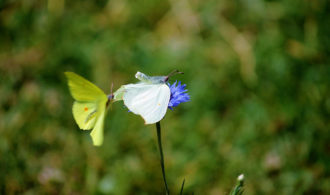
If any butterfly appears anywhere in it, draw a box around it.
[117,70,182,124]
[65,72,113,146]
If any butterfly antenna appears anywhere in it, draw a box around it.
[111,82,114,95]
[167,69,184,78]
[165,69,184,82]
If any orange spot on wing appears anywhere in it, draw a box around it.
[84,107,88,111]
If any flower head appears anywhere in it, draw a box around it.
[167,81,190,110]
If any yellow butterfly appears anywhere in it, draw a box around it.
[65,72,113,146]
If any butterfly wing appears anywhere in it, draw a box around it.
[123,83,170,124]
[65,72,108,146]
[65,72,106,101]
[90,105,106,146]
[72,102,98,130]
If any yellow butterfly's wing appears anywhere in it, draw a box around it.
[65,72,108,146]
[72,102,98,130]
[72,99,107,146]
[65,72,106,101]
[90,108,106,146]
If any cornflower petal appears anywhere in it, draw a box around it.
[167,80,190,109]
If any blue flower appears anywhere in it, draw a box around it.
[167,81,190,110]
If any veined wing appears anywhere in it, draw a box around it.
[123,83,170,124]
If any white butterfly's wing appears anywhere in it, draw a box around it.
[123,83,170,124]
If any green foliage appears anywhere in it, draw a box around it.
[0,0,329,194]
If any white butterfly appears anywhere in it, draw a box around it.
[114,71,181,124]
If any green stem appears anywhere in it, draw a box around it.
[180,179,185,195]
[156,122,170,195]
[230,174,244,195]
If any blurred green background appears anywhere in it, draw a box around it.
[1,0,329,194]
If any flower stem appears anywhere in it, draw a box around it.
[180,179,185,195]
[156,122,170,195]
[230,174,244,195]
